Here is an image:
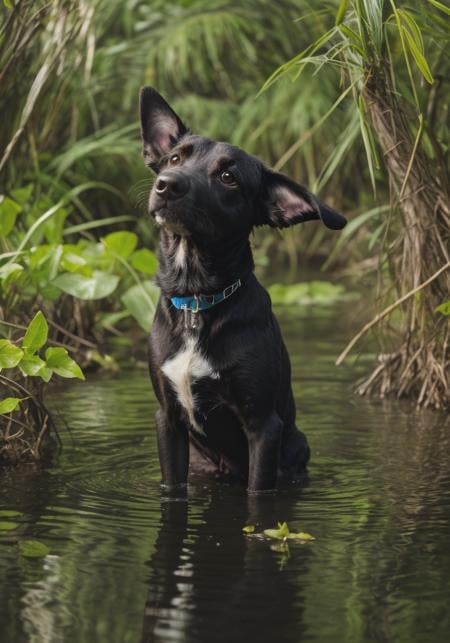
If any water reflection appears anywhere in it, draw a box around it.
[0,306,449,643]
[143,488,311,643]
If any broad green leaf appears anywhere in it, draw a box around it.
[336,0,348,24]
[121,281,160,331]
[19,354,46,376]
[130,248,158,275]
[0,340,24,369]
[242,525,255,534]
[53,271,119,299]
[45,347,85,380]
[0,196,22,237]
[0,397,23,414]
[0,510,23,518]
[0,521,18,531]
[19,540,50,558]
[22,311,48,354]
[3,0,13,9]
[428,0,450,16]
[435,300,450,316]
[103,231,138,259]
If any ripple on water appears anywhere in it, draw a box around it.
[1,316,450,643]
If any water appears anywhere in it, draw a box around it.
[1,304,449,643]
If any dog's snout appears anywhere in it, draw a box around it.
[155,172,189,200]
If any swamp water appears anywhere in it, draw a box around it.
[1,304,449,643]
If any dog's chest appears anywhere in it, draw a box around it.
[161,337,219,433]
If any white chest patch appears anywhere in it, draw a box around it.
[161,338,219,434]
[173,238,187,269]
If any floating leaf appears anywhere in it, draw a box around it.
[242,525,256,534]
[0,397,23,414]
[45,347,85,380]
[263,522,315,542]
[0,340,24,369]
[22,311,48,354]
[19,540,50,558]
[268,281,356,306]
[0,521,18,531]
[264,521,291,540]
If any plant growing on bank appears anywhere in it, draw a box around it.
[265,0,450,409]
[0,311,84,463]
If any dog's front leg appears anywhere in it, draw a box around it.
[155,408,189,489]
[246,412,283,492]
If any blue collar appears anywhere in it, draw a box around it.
[170,278,242,313]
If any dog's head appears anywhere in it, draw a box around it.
[140,87,346,240]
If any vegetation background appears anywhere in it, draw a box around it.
[0,0,449,462]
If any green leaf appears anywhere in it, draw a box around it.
[0,397,23,414]
[19,354,46,377]
[335,0,348,25]
[53,271,119,300]
[0,521,18,531]
[428,0,450,16]
[19,540,50,558]
[401,24,433,84]
[45,347,85,380]
[22,311,48,354]
[130,248,158,275]
[103,231,138,259]
[286,532,315,541]
[121,281,159,331]
[3,0,13,9]
[242,525,255,534]
[264,522,291,540]
[263,522,315,542]
[0,196,22,237]
[435,300,450,316]
[0,340,24,369]
[0,510,23,518]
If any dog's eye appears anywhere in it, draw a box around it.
[169,154,180,166]
[220,170,236,185]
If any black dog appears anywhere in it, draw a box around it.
[140,87,346,492]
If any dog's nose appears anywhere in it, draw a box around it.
[154,172,189,200]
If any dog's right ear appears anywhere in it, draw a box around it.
[140,87,188,171]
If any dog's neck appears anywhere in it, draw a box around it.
[157,229,254,296]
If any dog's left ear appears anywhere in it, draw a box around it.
[140,86,188,171]
[261,170,346,230]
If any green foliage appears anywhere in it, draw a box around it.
[435,301,450,317]
[0,397,23,415]
[0,311,84,390]
[268,281,358,306]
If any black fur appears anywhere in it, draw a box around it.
[140,87,346,492]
